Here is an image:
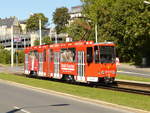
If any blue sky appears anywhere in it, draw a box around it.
[0,0,81,23]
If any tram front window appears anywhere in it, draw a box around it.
[94,46,115,63]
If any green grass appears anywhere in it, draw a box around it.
[117,74,150,82]
[0,73,150,111]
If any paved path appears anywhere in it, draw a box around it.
[117,63,150,78]
[0,81,132,113]
[0,65,23,74]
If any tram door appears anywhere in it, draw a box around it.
[77,51,85,82]
[54,52,60,78]
[38,52,44,76]
[48,49,54,77]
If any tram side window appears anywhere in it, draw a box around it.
[43,50,46,62]
[94,46,100,63]
[60,48,76,62]
[49,49,53,62]
[87,47,93,63]
[39,53,43,62]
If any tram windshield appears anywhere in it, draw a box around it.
[94,46,115,63]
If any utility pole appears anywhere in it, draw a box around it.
[39,19,42,45]
[95,23,98,43]
[144,1,150,4]
[11,26,14,67]
[24,36,26,48]
[55,31,57,44]
[16,41,18,66]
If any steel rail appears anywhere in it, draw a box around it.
[96,81,150,95]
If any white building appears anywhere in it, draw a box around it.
[69,6,83,24]
[0,17,40,49]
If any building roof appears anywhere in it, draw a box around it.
[70,5,82,14]
[20,20,26,24]
[0,17,16,28]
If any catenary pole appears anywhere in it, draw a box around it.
[11,26,14,67]
[95,23,98,43]
[144,1,150,4]
[55,31,57,44]
[39,19,42,45]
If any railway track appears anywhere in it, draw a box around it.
[97,81,150,96]
[6,72,150,96]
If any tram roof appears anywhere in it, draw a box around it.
[25,41,115,53]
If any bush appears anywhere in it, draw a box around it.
[0,49,11,64]
[14,50,25,64]
[0,48,24,64]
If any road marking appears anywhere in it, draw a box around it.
[14,106,31,113]
[117,71,150,76]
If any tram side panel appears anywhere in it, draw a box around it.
[24,48,38,76]
[24,51,30,75]
[59,48,77,77]
[42,49,48,77]
[48,49,54,78]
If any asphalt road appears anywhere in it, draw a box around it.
[0,81,132,113]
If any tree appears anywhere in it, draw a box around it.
[81,0,150,65]
[67,18,93,41]
[34,36,52,46]
[42,36,52,45]
[82,0,114,42]
[0,49,11,64]
[26,13,48,31]
[0,44,4,49]
[108,0,150,64]
[17,50,25,63]
[53,7,70,34]
[34,39,40,46]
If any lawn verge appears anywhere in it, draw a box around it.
[0,73,150,111]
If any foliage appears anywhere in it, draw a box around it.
[26,13,48,31]
[0,44,4,49]
[0,49,11,64]
[53,7,70,34]
[34,36,52,46]
[0,48,24,64]
[109,0,150,64]
[81,0,150,65]
[42,36,52,45]
[67,18,94,41]
[34,39,40,46]
[14,50,25,64]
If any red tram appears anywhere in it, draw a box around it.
[24,41,117,83]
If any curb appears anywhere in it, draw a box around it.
[0,79,149,113]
